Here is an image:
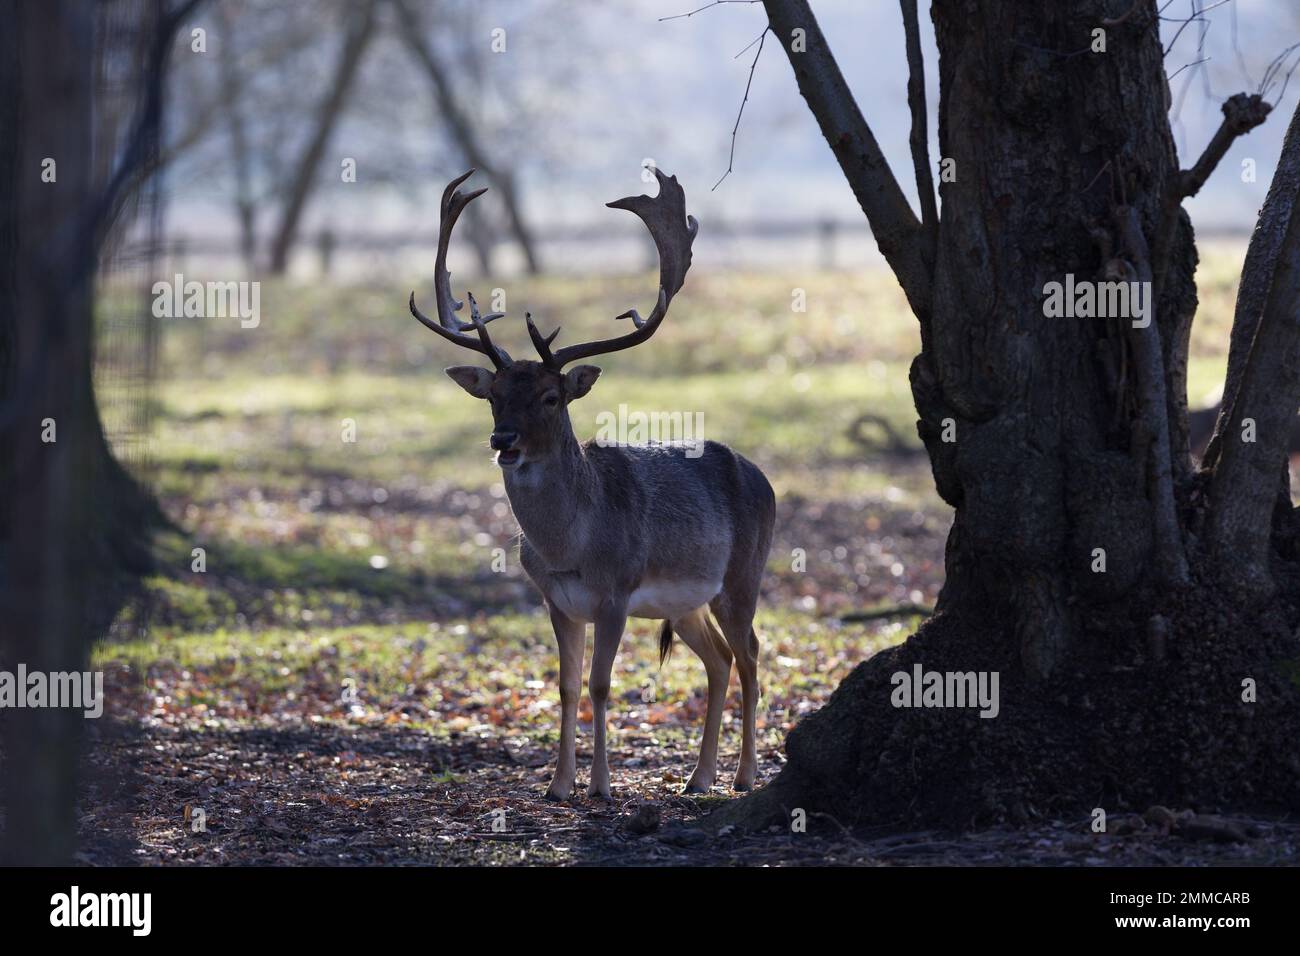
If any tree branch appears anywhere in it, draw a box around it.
[1113,206,1189,588]
[85,0,207,257]
[1200,96,1283,470]
[1150,91,1270,482]
[713,27,771,190]
[761,0,930,319]
[1204,99,1300,596]
[900,0,937,264]
[392,0,541,273]
[1153,92,1270,301]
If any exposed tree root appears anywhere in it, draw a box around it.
[714,578,1300,833]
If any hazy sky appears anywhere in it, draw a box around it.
[167,0,1300,271]
[562,0,1298,230]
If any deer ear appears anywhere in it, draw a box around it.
[445,366,495,399]
[564,365,601,401]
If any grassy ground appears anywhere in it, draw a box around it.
[81,243,1275,865]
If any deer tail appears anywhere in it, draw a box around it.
[658,620,674,666]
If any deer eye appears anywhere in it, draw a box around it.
[542,391,560,408]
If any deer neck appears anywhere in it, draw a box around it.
[502,420,595,570]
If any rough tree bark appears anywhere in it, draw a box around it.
[718,0,1300,830]
[1204,104,1300,595]
[0,0,102,866]
[0,0,179,864]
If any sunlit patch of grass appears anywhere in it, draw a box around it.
[156,270,924,382]
[1188,240,1246,359]
[1187,356,1228,408]
[112,262,1243,736]
[153,360,920,491]
[96,608,909,750]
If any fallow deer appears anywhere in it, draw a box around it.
[410,168,775,799]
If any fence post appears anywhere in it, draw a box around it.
[317,228,336,277]
[818,219,837,270]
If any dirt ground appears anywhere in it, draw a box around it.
[77,711,1300,866]
[70,266,1297,867]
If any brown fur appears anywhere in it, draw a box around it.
[447,357,776,797]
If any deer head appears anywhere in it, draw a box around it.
[411,168,698,471]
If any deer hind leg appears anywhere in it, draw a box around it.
[672,606,733,794]
[710,595,761,791]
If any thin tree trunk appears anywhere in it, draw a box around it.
[1204,100,1300,595]
[1204,99,1300,471]
[762,0,929,322]
[267,0,378,275]
[217,3,258,272]
[393,0,541,274]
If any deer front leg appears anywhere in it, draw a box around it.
[545,603,585,801]
[586,601,627,800]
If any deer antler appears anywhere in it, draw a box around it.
[409,170,511,369]
[533,167,697,368]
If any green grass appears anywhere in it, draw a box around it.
[94,606,912,752]
[109,248,1249,716]
[152,361,918,490]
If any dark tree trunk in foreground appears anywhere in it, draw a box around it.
[723,0,1300,830]
[0,0,176,864]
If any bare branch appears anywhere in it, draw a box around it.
[268,0,378,273]
[714,28,770,190]
[1229,1,1253,88]
[900,0,937,262]
[1260,41,1300,105]
[1163,1,1209,57]
[660,0,761,23]
[1182,92,1272,197]
[1153,92,1271,299]
[1167,56,1208,83]
[85,0,207,254]
[760,0,930,319]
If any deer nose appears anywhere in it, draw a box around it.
[490,431,519,451]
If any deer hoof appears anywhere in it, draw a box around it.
[544,785,573,802]
[585,784,612,801]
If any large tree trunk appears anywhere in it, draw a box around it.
[0,0,174,864]
[0,0,104,866]
[720,0,1300,830]
[918,0,1194,676]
